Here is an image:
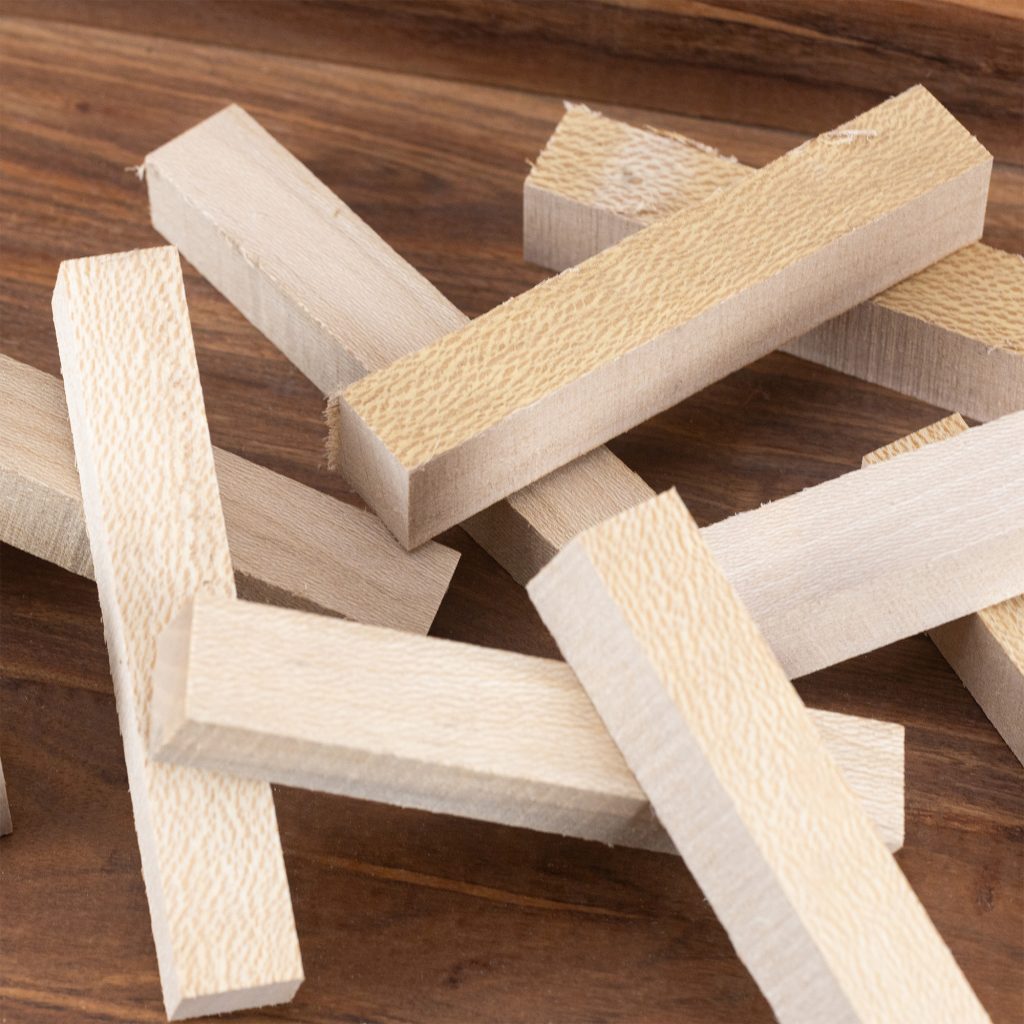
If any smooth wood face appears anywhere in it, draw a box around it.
[864,417,1024,765]
[51,247,302,1019]
[5,0,1021,163]
[149,594,905,854]
[2,13,1020,1023]
[0,354,458,633]
[145,104,466,395]
[524,105,1023,422]
[704,411,1024,679]
[528,490,989,1023]
[334,87,992,548]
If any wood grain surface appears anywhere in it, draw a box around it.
[0,6,1021,1023]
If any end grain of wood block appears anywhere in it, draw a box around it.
[524,103,1023,422]
[145,103,652,583]
[703,410,1024,679]
[0,353,457,634]
[150,594,905,854]
[51,246,302,1019]
[333,86,993,548]
[864,415,1024,764]
[528,490,990,1023]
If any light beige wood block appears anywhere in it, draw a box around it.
[0,353,456,633]
[51,247,302,1019]
[333,86,992,547]
[144,103,651,584]
[704,410,1024,679]
[0,751,11,837]
[525,103,1022,422]
[528,489,989,1024]
[864,415,1024,764]
[150,594,905,854]
[789,246,1024,421]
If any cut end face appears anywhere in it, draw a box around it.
[167,975,304,1021]
[327,389,415,548]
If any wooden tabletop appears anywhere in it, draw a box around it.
[1,4,1021,1022]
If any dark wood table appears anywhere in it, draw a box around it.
[1,4,1021,1021]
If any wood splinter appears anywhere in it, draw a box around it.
[0,752,11,837]
[528,489,990,1023]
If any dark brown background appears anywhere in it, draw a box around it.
[1,2,1021,1021]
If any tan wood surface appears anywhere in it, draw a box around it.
[334,87,991,547]
[1,8,1021,1022]
[524,105,1023,422]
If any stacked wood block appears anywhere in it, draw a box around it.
[5,77,1015,1022]
[330,87,992,546]
[522,104,1023,423]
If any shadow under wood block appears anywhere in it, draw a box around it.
[0,353,457,634]
[528,490,990,1023]
[51,246,302,1019]
[523,103,1023,423]
[149,594,904,854]
[330,86,992,547]
[143,104,651,584]
[864,415,1024,765]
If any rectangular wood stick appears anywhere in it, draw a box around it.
[524,103,1023,422]
[864,415,1024,764]
[150,594,905,854]
[0,353,458,633]
[51,247,302,1019]
[332,86,993,547]
[528,489,989,1023]
[144,104,652,583]
[703,411,1024,679]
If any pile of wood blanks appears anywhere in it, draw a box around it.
[1,82,1020,1021]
